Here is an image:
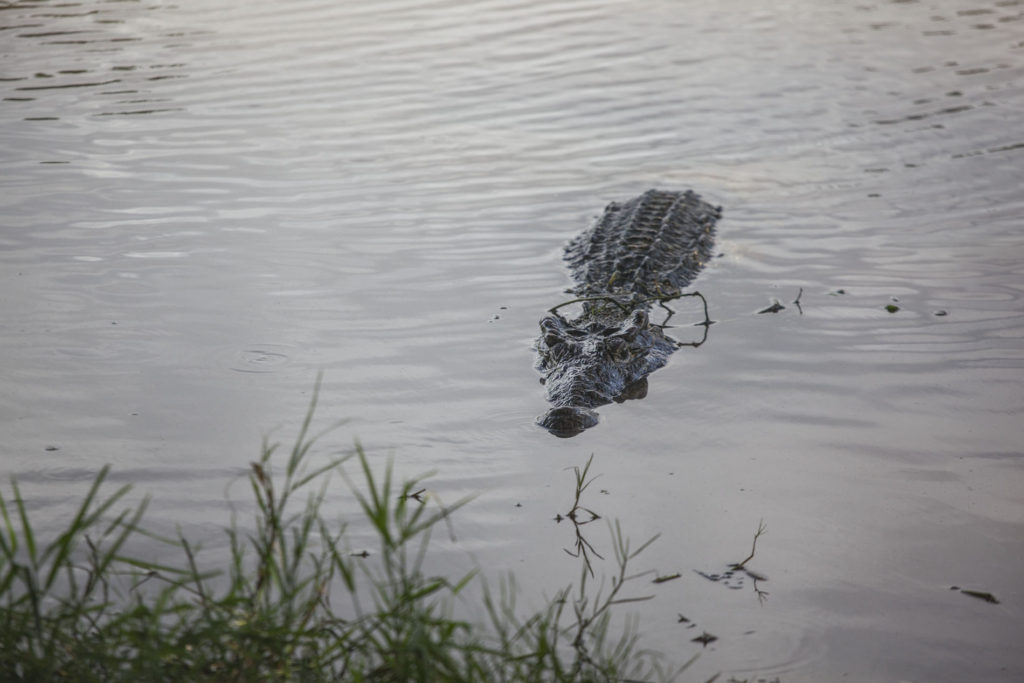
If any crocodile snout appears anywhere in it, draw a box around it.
[537,406,600,438]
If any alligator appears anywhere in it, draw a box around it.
[534,189,720,437]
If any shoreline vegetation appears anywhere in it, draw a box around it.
[0,381,698,682]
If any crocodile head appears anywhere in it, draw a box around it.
[534,308,674,437]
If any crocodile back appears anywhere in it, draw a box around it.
[564,189,719,299]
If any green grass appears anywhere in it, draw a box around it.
[0,381,691,682]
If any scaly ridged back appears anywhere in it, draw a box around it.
[564,189,719,299]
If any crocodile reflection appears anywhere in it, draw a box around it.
[534,189,719,437]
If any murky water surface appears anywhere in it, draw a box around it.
[3,0,1023,680]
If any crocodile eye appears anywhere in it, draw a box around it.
[606,338,633,363]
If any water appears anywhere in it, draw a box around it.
[2,0,1023,680]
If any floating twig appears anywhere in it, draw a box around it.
[560,455,604,577]
[758,300,785,314]
[732,519,767,570]
[548,295,632,315]
[958,588,1000,604]
[652,572,682,584]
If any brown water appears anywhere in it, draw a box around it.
[2,0,1023,680]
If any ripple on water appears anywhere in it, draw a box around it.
[228,346,293,373]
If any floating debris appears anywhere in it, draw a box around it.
[959,588,1000,604]
[653,572,681,584]
[695,568,745,590]
[696,520,769,600]
[758,300,785,314]
[743,568,768,582]
[885,304,900,313]
[691,631,718,646]
[399,488,427,503]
